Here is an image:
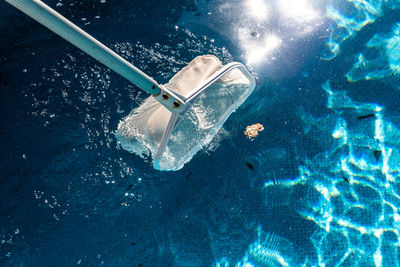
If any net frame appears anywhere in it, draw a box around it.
[154,62,255,169]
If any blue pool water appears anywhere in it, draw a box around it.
[1,0,400,266]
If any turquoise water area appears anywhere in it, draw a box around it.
[1,0,400,266]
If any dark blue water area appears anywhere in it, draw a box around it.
[1,0,400,266]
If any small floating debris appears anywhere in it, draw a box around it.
[342,175,350,183]
[373,150,382,161]
[367,145,382,161]
[357,113,375,120]
[246,162,254,170]
[244,123,264,141]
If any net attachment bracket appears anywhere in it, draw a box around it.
[153,86,187,113]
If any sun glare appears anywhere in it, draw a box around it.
[279,0,319,22]
[246,34,281,64]
[247,0,269,20]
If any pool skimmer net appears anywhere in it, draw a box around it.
[117,55,255,170]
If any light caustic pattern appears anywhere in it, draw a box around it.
[321,0,400,60]
[347,23,400,84]
[262,80,400,266]
[215,226,294,267]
